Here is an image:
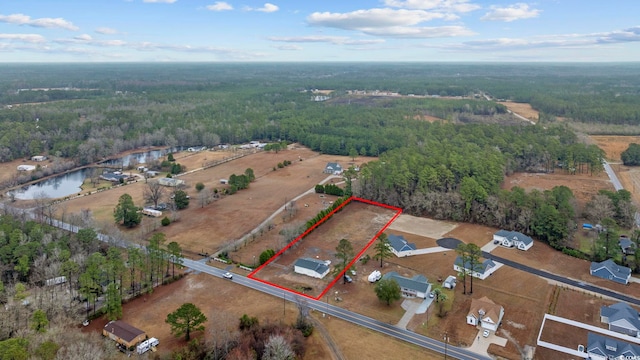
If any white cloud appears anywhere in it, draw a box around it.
[0,13,79,31]
[274,44,302,51]
[0,33,46,43]
[481,3,541,22]
[269,35,385,45]
[95,27,118,35]
[383,0,480,12]
[307,8,473,38]
[206,2,233,11]
[245,3,279,13]
[143,0,177,3]
[74,34,93,41]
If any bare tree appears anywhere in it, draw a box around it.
[143,180,165,208]
[198,189,212,208]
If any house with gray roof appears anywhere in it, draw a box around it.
[323,162,343,175]
[382,271,430,299]
[294,258,330,279]
[601,302,640,337]
[454,256,497,280]
[620,236,636,255]
[493,230,533,251]
[590,259,631,285]
[587,332,640,360]
[388,234,417,257]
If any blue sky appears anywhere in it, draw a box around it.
[1,0,639,62]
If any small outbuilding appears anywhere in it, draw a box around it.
[158,178,185,187]
[31,155,47,162]
[294,258,330,279]
[443,275,457,289]
[103,320,146,348]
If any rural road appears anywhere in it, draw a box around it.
[183,258,491,360]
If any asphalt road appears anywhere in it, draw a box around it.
[184,258,491,360]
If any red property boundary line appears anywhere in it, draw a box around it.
[248,196,402,301]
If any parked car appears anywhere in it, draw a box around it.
[429,291,435,298]
[222,272,233,280]
[344,275,352,283]
[483,330,490,338]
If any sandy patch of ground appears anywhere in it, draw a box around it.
[498,101,539,122]
[409,114,447,123]
[590,135,640,162]
[501,170,614,206]
[388,214,458,239]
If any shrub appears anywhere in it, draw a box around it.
[161,217,171,226]
[195,182,205,192]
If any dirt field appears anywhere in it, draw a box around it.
[387,214,458,238]
[501,170,614,206]
[498,101,539,123]
[590,135,640,161]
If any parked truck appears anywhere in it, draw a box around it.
[136,337,159,354]
[142,208,162,217]
[368,270,381,283]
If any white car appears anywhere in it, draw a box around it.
[483,330,490,338]
[222,272,233,280]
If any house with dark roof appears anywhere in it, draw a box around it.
[620,236,636,255]
[323,162,343,175]
[382,271,430,299]
[587,332,640,360]
[493,230,534,251]
[294,258,330,279]
[590,259,632,285]
[454,256,497,280]
[466,296,504,332]
[388,234,417,257]
[102,320,147,348]
[601,302,640,337]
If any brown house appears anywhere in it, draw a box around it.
[102,320,146,348]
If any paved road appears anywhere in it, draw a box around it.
[603,160,623,190]
[183,258,491,360]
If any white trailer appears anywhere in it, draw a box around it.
[136,337,159,354]
[368,270,381,283]
[142,208,162,217]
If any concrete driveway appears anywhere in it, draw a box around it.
[465,329,508,357]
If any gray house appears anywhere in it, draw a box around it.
[388,234,417,257]
[454,256,497,280]
[382,271,430,299]
[492,230,533,251]
[323,162,343,175]
[601,302,640,337]
[294,258,330,279]
[620,236,636,255]
[587,332,640,360]
[590,259,632,285]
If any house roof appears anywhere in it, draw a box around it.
[382,271,430,293]
[590,259,631,283]
[103,320,145,343]
[454,256,495,274]
[294,258,329,275]
[443,275,457,286]
[468,296,504,325]
[587,332,640,358]
[325,162,342,171]
[495,230,533,245]
[620,237,635,250]
[388,234,417,252]
[601,303,640,331]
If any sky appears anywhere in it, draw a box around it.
[1,0,639,62]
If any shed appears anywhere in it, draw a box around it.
[31,155,47,162]
[103,320,146,348]
[158,178,185,187]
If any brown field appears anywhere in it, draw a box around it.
[498,101,539,122]
[590,135,640,161]
[501,170,614,206]
[255,201,397,298]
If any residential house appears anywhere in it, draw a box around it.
[17,165,36,171]
[157,178,185,187]
[31,155,47,162]
[454,256,497,280]
[443,275,457,289]
[294,258,330,279]
[590,259,632,285]
[103,320,146,348]
[620,236,636,255]
[492,230,533,251]
[466,296,505,332]
[382,271,431,299]
[587,332,640,360]
[388,234,417,257]
[600,302,640,337]
[323,162,343,175]
[100,172,134,183]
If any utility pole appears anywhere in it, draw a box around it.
[444,332,449,360]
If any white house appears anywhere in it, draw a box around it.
[382,271,430,299]
[17,165,36,171]
[454,256,498,280]
[388,234,417,257]
[466,296,504,332]
[323,162,343,175]
[493,230,533,251]
[294,258,330,279]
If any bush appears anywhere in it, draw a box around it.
[314,184,325,194]
[195,182,205,192]
[161,217,171,226]
[259,249,276,265]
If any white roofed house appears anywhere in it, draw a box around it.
[294,258,330,279]
[493,230,533,251]
[388,234,417,258]
[382,271,431,299]
[466,296,504,332]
